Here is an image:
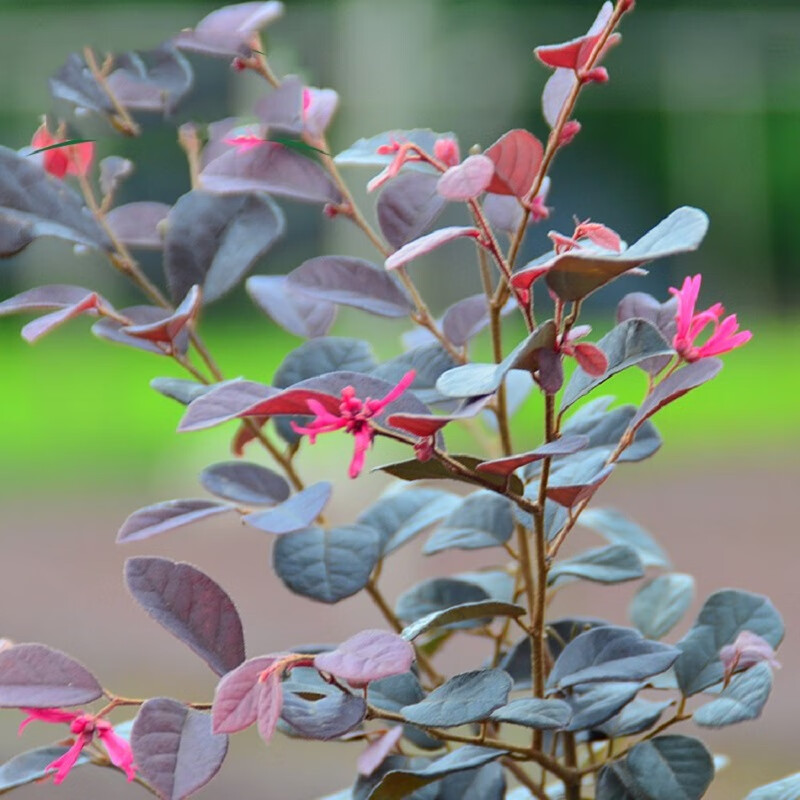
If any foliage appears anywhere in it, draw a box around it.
[0,2,788,799]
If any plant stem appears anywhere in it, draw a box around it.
[83,47,141,136]
[502,758,550,800]
[562,732,581,800]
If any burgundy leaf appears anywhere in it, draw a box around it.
[106,202,170,250]
[384,226,481,271]
[436,155,495,201]
[121,285,201,346]
[387,396,491,438]
[537,346,564,394]
[132,698,228,800]
[0,285,96,316]
[173,1,284,58]
[200,144,341,204]
[377,172,448,250]
[117,499,234,543]
[572,342,608,376]
[314,630,415,688]
[93,305,189,356]
[256,668,283,744]
[534,2,613,71]
[631,359,723,431]
[476,435,589,476]
[212,656,281,734]
[0,644,102,708]
[124,557,246,676]
[178,380,277,431]
[22,292,103,344]
[246,275,336,339]
[243,482,332,534]
[484,129,544,198]
[547,464,614,507]
[357,726,404,777]
[255,75,304,135]
[200,461,290,506]
[286,256,413,318]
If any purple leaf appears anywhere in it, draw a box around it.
[106,44,192,114]
[200,461,290,506]
[21,292,103,344]
[151,377,212,406]
[281,691,366,740]
[246,275,336,338]
[99,156,133,198]
[0,644,102,708]
[164,190,285,304]
[287,256,412,318]
[358,726,404,777]
[117,499,233,543]
[476,435,589,476]
[547,464,614,507]
[542,68,577,128]
[314,630,415,688]
[484,129,544,198]
[131,698,228,800]
[121,285,201,347]
[243,482,332,534]
[0,147,110,255]
[617,292,679,375]
[303,87,339,140]
[257,669,283,744]
[178,379,276,431]
[436,155,494,201]
[536,346,564,394]
[124,557,246,675]
[106,202,170,250]
[201,118,241,167]
[200,144,342,204]
[0,285,97,316]
[48,52,112,114]
[212,656,281,733]
[385,226,481,271]
[255,76,304,135]
[173,1,284,58]
[377,172,448,249]
[93,305,189,356]
[632,359,723,430]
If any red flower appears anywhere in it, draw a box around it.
[291,371,416,478]
[19,708,135,784]
[30,124,94,179]
[669,275,752,362]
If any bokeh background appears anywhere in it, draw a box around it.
[1,0,799,798]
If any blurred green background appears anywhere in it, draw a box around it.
[0,2,798,799]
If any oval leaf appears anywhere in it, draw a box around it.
[484,129,543,198]
[378,172,448,249]
[117,499,233,543]
[314,631,415,687]
[200,461,290,506]
[244,482,332,534]
[631,574,695,640]
[385,226,481,271]
[247,275,336,339]
[436,155,494,201]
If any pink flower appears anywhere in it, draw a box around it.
[433,137,460,168]
[720,630,781,685]
[291,371,416,478]
[669,275,752,362]
[30,123,94,179]
[19,708,135,784]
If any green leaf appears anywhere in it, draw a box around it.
[745,772,800,800]
[548,545,644,586]
[28,138,95,156]
[423,491,514,555]
[630,574,695,640]
[401,601,525,641]
[376,456,524,495]
[489,698,571,730]
[694,662,773,728]
[578,508,671,569]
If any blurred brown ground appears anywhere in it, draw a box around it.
[0,444,796,799]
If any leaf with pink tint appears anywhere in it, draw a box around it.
[173,1,285,58]
[0,644,102,708]
[0,285,96,316]
[93,305,190,356]
[377,172,448,250]
[314,630,414,689]
[286,256,413,318]
[436,155,494,201]
[178,379,276,431]
[255,76,304,135]
[387,397,490,438]
[534,2,613,70]
[212,656,282,734]
[546,464,614,507]
[121,285,201,346]
[257,668,283,744]
[572,342,608,376]
[303,87,339,139]
[542,68,577,128]
[200,143,341,204]
[21,292,102,343]
[117,498,234,543]
[484,129,544,198]
[106,202,170,250]
[385,226,481,271]
[631,358,723,431]
[125,556,246,676]
[131,698,228,800]
[720,631,781,683]
[476,435,589,476]
[243,482,332,534]
[357,726,404,777]
[247,275,336,339]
